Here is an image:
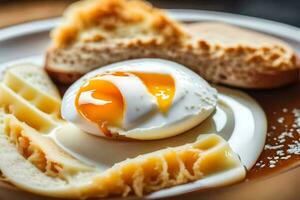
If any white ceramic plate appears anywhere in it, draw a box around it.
[0,9,300,200]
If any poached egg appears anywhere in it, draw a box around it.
[61,59,217,140]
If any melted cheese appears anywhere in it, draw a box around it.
[4,64,61,119]
[0,84,57,133]
[4,115,91,179]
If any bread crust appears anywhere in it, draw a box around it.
[45,35,299,88]
[45,59,299,89]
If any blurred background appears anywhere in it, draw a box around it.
[0,0,299,28]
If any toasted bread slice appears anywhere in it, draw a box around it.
[45,0,188,84]
[183,22,299,88]
[45,0,299,88]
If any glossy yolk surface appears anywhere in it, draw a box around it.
[75,78,124,136]
[131,72,175,113]
[75,71,175,136]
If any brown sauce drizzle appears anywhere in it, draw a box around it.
[246,82,300,179]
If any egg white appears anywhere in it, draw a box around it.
[61,59,218,140]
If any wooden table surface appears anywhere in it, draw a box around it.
[0,0,235,28]
[0,0,76,28]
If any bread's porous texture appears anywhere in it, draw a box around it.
[45,0,299,88]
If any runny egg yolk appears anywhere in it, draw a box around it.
[131,72,175,113]
[75,71,175,136]
[75,79,124,136]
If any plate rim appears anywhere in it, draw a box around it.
[1,9,300,42]
[0,8,299,199]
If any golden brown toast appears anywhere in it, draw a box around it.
[45,0,299,88]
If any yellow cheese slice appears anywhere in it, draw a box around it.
[85,134,245,197]
[4,64,61,119]
[0,83,57,133]
[0,118,245,199]
[4,115,92,178]
[0,114,97,198]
